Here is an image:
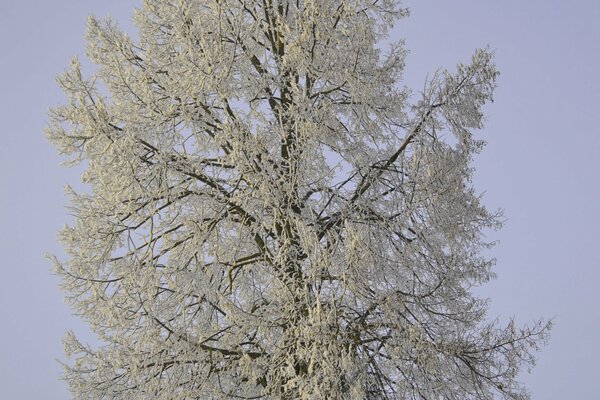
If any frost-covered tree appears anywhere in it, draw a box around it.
[47,1,549,398]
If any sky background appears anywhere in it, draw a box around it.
[0,1,598,398]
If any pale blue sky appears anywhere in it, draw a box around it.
[0,1,598,398]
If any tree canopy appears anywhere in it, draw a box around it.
[47,0,549,398]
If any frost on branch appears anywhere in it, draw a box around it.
[47,1,549,399]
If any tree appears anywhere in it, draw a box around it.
[47,1,549,398]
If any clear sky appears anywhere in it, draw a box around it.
[0,1,598,398]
